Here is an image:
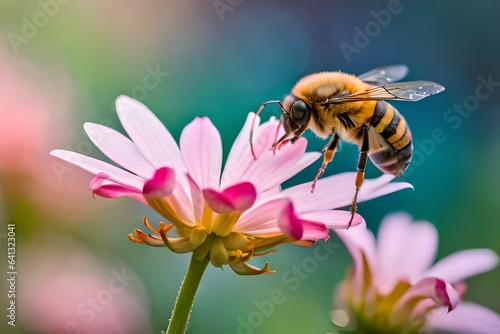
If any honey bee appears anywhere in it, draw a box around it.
[250,65,445,227]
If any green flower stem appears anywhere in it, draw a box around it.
[166,254,210,334]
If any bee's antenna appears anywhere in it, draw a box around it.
[249,100,284,160]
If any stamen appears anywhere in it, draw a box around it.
[143,216,159,235]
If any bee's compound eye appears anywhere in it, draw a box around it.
[291,100,310,125]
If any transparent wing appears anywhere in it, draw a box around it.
[367,126,392,151]
[324,81,445,104]
[357,65,409,85]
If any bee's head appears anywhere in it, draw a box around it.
[277,94,312,145]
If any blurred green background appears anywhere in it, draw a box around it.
[1,1,499,333]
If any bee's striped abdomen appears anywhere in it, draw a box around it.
[369,101,413,177]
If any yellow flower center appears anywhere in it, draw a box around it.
[332,254,429,333]
[128,196,292,274]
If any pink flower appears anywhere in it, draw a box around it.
[332,212,500,333]
[0,50,101,220]
[51,96,411,275]
[18,236,152,334]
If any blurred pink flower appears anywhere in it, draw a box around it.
[332,212,500,333]
[51,96,411,275]
[0,47,109,220]
[18,236,152,334]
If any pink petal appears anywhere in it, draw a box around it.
[277,201,305,240]
[277,151,321,184]
[395,277,460,313]
[243,137,310,192]
[299,220,330,241]
[357,174,413,203]
[282,171,354,211]
[203,182,256,214]
[90,173,146,204]
[335,222,377,267]
[170,173,195,222]
[115,95,185,172]
[274,201,330,241]
[143,167,176,198]
[235,198,290,233]
[256,186,282,203]
[204,189,237,213]
[424,249,499,283]
[221,183,256,211]
[180,117,222,190]
[50,149,143,189]
[222,115,317,192]
[334,222,377,301]
[220,113,257,189]
[375,213,438,294]
[187,174,205,223]
[247,114,284,160]
[427,301,500,334]
[283,173,412,212]
[92,184,142,199]
[84,123,155,179]
[299,210,364,229]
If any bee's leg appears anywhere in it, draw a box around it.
[348,124,370,229]
[250,100,285,159]
[271,120,285,154]
[311,133,339,192]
